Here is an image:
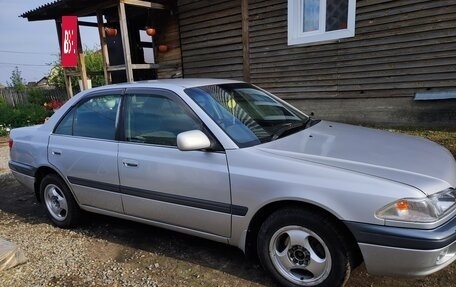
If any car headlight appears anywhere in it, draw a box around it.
[376,188,456,223]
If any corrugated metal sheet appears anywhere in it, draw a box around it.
[20,0,64,18]
[20,0,167,21]
[20,0,109,20]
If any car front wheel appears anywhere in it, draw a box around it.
[257,208,352,287]
[40,174,81,228]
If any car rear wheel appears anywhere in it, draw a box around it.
[257,208,352,287]
[40,174,81,228]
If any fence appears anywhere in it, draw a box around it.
[0,88,68,107]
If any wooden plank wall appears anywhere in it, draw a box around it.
[248,0,456,100]
[177,0,244,79]
[157,14,183,79]
[175,0,456,127]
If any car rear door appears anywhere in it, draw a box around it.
[49,90,123,213]
[118,88,232,237]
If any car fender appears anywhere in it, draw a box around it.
[225,148,423,251]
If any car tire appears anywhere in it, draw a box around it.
[257,207,352,287]
[40,174,81,228]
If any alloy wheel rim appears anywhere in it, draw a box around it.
[44,184,68,221]
[269,225,332,286]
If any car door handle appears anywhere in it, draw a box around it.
[122,160,139,168]
[51,150,62,156]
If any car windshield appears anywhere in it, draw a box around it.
[185,83,310,147]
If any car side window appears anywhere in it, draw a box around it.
[55,94,120,140]
[125,94,200,146]
[54,108,75,135]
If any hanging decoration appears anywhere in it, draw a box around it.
[105,27,117,37]
[146,27,156,36]
[158,45,169,53]
[145,9,157,36]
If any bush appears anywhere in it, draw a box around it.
[0,98,52,136]
[27,87,48,106]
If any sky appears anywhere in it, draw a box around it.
[0,1,100,86]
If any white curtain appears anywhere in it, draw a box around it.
[303,0,320,32]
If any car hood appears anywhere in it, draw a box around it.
[257,121,456,195]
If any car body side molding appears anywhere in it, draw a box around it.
[67,176,248,216]
[8,161,36,177]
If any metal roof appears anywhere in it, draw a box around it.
[20,0,118,21]
[20,0,170,21]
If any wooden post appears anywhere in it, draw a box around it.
[241,0,250,82]
[77,24,89,90]
[118,1,134,82]
[97,12,111,85]
[67,75,73,97]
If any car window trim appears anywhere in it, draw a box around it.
[52,89,125,138]
[121,88,224,152]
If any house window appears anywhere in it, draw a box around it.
[288,0,356,45]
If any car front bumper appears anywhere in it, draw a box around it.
[358,241,456,276]
[345,215,456,276]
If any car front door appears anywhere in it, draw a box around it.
[49,91,123,213]
[118,89,231,237]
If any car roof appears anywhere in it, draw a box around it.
[91,78,244,91]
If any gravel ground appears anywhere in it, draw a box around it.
[1,141,456,286]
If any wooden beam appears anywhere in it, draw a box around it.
[107,63,160,72]
[118,2,134,82]
[241,0,250,82]
[121,0,165,9]
[77,25,89,90]
[131,63,160,69]
[97,12,111,85]
[78,21,99,27]
[73,1,118,18]
[64,70,81,77]
[107,65,127,72]
[67,74,73,97]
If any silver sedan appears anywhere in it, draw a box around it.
[9,79,456,287]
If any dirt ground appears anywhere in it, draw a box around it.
[1,136,456,286]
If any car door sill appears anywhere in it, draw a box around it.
[80,205,230,244]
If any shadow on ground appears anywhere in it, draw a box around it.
[1,172,455,287]
[0,173,276,286]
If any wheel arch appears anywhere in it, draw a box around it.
[244,200,363,267]
[33,166,65,202]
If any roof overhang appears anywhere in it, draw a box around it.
[20,0,121,21]
[20,0,173,21]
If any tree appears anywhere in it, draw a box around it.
[7,66,26,92]
[84,48,104,87]
[48,61,65,88]
[48,46,104,89]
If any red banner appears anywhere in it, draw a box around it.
[61,16,78,67]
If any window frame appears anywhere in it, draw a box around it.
[53,89,124,141]
[121,88,223,151]
[288,0,356,46]
[185,83,310,148]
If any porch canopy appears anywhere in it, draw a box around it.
[21,0,180,96]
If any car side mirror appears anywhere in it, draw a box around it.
[177,130,211,151]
